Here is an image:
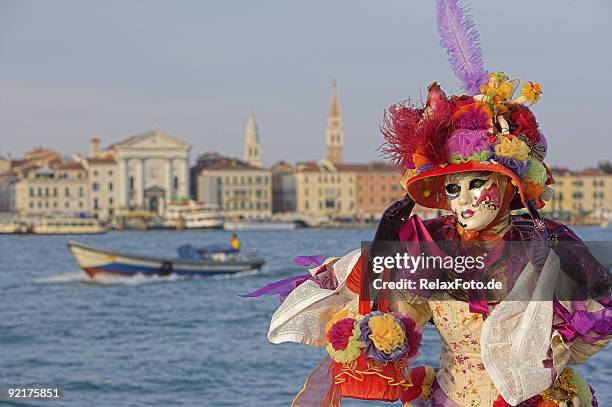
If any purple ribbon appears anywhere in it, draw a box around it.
[240,255,326,302]
[553,299,612,344]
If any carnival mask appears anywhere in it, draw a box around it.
[444,171,507,231]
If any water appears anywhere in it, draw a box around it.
[1,227,610,407]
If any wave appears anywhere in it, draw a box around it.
[33,268,260,285]
[34,271,186,286]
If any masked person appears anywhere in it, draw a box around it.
[250,1,612,405]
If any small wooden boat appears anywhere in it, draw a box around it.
[67,241,265,278]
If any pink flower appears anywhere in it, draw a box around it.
[327,318,356,351]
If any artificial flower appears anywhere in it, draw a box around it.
[325,309,350,334]
[449,150,490,164]
[412,151,431,169]
[327,318,357,351]
[394,313,421,360]
[366,314,405,353]
[326,320,364,363]
[452,101,492,130]
[480,72,515,100]
[525,158,547,185]
[491,155,528,177]
[495,136,530,161]
[570,369,593,407]
[524,181,545,200]
[447,129,491,160]
[509,105,540,144]
[520,81,542,104]
[360,312,407,362]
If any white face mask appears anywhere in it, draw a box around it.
[444,171,505,231]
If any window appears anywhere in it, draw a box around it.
[53,187,58,197]
[38,187,42,196]
[65,202,69,208]
[573,192,583,199]
[79,187,84,197]
[109,197,113,205]
[93,170,98,177]
[79,201,83,208]
[65,187,70,197]
[129,176,134,191]
[92,182,100,192]
[29,187,34,197]
[108,170,113,176]
[94,198,99,210]
[109,182,113,191]
[174,176,178,190]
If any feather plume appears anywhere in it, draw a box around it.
[436,0,487,95]
[380,103,422,169]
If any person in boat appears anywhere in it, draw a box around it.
[230,233,241,253]
[248,1,612,405]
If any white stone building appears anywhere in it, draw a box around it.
[97,130,191,213]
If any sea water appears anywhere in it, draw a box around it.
[1,227,610,406]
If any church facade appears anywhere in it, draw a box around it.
[90,129,191,215]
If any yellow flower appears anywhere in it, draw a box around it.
[494,136,530,161]
[479,71,515,101]
[497,81,514,100]
[521,81,542,104]
[368,314,405,353]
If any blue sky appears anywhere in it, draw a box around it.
[1,0,610,168]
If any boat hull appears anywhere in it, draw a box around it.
[223,221,296,231]
[68,241,264,278]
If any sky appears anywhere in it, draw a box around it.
[0,0,611,169]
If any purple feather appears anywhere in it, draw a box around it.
[436,0,487,95]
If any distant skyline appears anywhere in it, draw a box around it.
[1,0,611,169]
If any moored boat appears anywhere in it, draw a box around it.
[67,241,264,278]
[164,200,223,229]
[223,220,297,231]
[33,216,106,234]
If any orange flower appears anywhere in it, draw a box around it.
[523,181,545,200]
[521,82,542,104]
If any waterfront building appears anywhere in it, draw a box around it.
[13,161,89,214]
[0,156,10,175]
[293,160,355,219]
[351,162,404,219]
[191,152,272,220]
[81,155,120,220]
[271,161,296,213]
[325,85,344,165]
[244,112,261,167]
[548,167,611,221]
[291,160,440,220]
[92,130,191,214]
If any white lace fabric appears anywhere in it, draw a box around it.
[481,250,561,405]
[267,249,361,346]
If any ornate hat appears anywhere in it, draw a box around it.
[381,0,553,211]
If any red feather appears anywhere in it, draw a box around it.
[380,84,453,170]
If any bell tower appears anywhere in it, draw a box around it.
[244,111,261,167]
[325,83,344,164]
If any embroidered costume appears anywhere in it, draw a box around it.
[246,1,612,405]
